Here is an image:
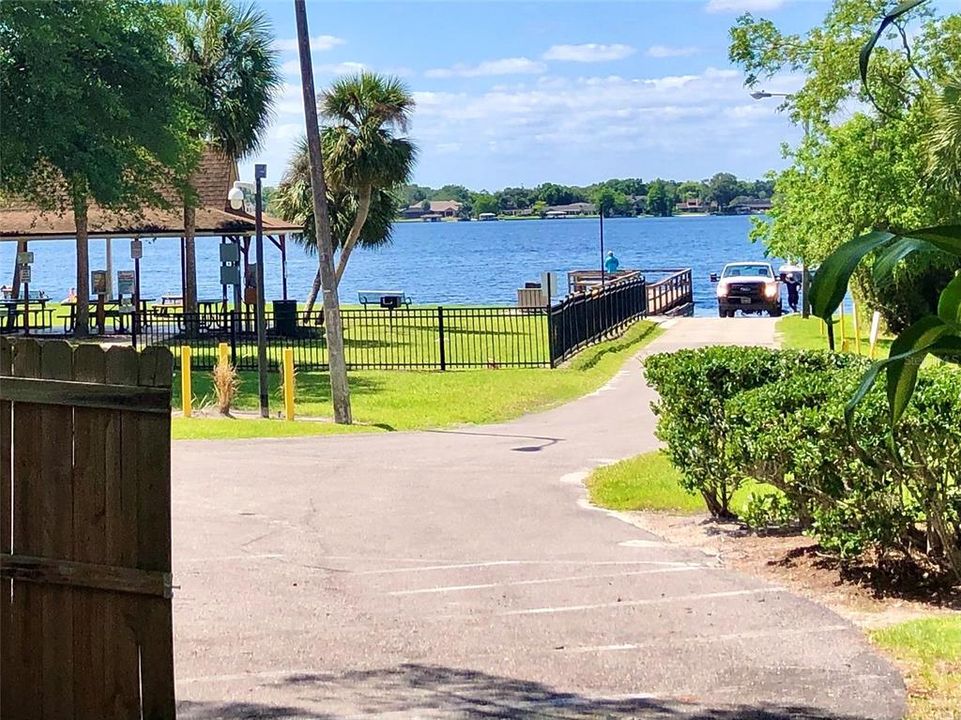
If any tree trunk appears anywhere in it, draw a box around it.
[9,239,26,299]
[304,268,322,315]
[334,185,372,286]
[295,0,352,424]
[183,204,198,314]
[74,195,90,338]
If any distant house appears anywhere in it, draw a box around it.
[401,200,463,219]
[478,212,498,221]
[545,202,595,216]
[729,198,773,214]
[675,198,710,214]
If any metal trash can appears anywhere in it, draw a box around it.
[272,299,298,337]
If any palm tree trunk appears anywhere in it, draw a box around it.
[305,268,322,315]
[74,194,90,338]
[183,204,198,313]
[334,185,372,286]
[295,0,351,424]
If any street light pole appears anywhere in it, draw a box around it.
[599,208,605,288]
[751,89,813,317]
[254,163,269,418]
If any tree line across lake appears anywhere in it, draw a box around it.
[388,174,775,219]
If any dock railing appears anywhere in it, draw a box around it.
[642,268,694,316]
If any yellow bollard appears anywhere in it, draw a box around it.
[852,300,862,355]
[839,304,848,352]
[218,342,229,368]
[181,345,192,418]
[282,348,295,421]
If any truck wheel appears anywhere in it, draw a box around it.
[718,308,727,318]
[769,306,782,317]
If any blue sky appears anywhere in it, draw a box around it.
[242,0,832,189]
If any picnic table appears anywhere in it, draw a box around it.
[0,296,54,333]
[63,298,154,334]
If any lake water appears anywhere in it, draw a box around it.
[1,215,775,316]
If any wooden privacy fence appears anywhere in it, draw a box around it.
[0,337,175,719]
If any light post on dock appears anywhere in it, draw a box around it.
[751,90,813,318]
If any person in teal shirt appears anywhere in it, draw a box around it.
[604,251,620,274]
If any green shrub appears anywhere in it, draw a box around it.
[727,361,961,579]
[740,490,798,531]
[643,346,861,517]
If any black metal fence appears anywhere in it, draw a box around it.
[134,275,648,372]
[548,275,647,366]
[135,306,551,371]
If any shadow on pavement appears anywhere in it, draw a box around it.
[178,663,882,719]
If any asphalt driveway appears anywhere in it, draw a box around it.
[172,317,906,719]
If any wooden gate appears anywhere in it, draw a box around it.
[0,337,175,719]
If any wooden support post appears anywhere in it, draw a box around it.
[180,346,192,418]
[282,348,295,421]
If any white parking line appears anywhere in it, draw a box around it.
[564,624,853,653]
[354,559,695,576]
[387,565,712,596]
[498,587,783,616]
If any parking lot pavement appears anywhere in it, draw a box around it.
[173,318,906,719]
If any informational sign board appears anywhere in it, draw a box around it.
[220,265,241,286]
[130,239,143,260]
[220,243,240,263]
[91,270,108,295]
[117,270,135,296]
[17,251,34,265]
[20,266,31,283]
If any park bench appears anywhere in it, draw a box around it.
[357,290,412,310]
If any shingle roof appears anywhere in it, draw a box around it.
[0,147,300,241]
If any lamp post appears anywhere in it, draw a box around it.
[752,90,812,318]
[228,164,269,418]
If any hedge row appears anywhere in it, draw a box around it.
[644,346,961,582]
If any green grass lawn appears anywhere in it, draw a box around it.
[586,449,774,514]
[871,617,961,720]
[777,313,892,356]
[172,319,660,439]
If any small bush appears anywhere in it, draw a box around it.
[647,344,960,582]
[212,357,240,416]
[644,346,862,517]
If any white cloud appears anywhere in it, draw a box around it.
[274,34,345,53]
[646,45,700,58]
[542,43,636,62]
[706,0,786,12]
[425,57,546,78]
[280,60,366,77]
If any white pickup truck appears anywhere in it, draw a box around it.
[714,262,782,318]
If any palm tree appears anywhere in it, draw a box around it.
[927,79,961,198]
[312,73,416,304]
[173,0,280,314]
[274,139,403,312]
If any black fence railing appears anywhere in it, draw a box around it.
[548,275,647,366]
[132,277,648,372]
[135,306,551,371]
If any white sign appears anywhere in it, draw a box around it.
[20,266,31,283]
[130,239,143,260]
[17,251,34,265]
[540,271,560,303]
